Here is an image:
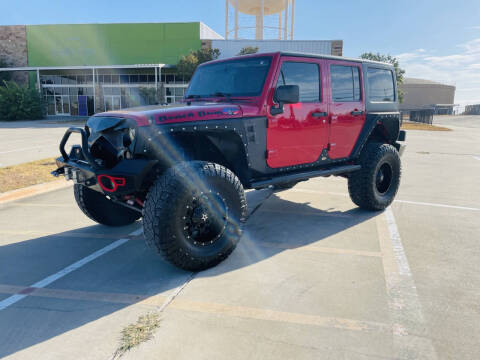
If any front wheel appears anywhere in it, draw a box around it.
[348,143,401,210]
[142,162,247,271]
[74,184,142,226]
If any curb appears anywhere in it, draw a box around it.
[0,180,73,204]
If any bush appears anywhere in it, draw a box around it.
[0,58,12,85]
[237,46,259,55]
[0,81,45,121]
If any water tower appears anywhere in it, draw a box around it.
[225,0,295,40]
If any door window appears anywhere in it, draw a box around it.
[367,68,395,101]
[330,65,361,102]
[276,61,320,103]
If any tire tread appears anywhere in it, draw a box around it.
[348,143,401,210]
[143,161,247,271]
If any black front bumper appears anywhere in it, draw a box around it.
[54,127,156,195]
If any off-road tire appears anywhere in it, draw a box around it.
[74,184,142,226]
[348,143,401,210]
[143,161,247,271]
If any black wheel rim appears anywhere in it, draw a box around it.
[182,192,228,246]
[376,163,393,194]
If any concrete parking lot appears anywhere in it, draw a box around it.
[0,120,83,168]
[0,116,479,359]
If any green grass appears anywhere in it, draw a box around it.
[0,158,58,193]
[401,122,451,131]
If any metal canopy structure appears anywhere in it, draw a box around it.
[0,64,169,71]
[0,64,180,116]
[0,64,168,103]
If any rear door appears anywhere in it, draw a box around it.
[266,57,329,168]
[327,61,366,159]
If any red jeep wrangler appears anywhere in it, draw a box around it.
[53,52,406,270]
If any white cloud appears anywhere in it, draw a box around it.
[471,25,480,30]
[396,38,480,106]
[461,38,480,53]
[396,48,427,62]
[467,63,480,70]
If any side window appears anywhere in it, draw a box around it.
[367,68,395,102]
[330,65,361,102]
[276,61,320,102]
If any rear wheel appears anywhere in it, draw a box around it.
[74,184,142,226]
[143,161,247,271]
[348,143,401,210]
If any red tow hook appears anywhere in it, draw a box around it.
[97,175,126,193]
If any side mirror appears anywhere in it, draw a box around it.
[271,85,299,115]
[275,85,299,104]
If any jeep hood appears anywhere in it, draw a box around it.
[94,103,244,127]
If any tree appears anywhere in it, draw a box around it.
[176,48,221,80]
[237,46,259,56]
[360,52,406,103]
[0,57,12,85]
[0,81,45,121]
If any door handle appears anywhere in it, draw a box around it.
[312,111,328,117]
[351,110,364,116]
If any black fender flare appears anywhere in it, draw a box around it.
[351,112,400,159]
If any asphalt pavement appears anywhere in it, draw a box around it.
[0,120,84,167]
[0,116,479,359]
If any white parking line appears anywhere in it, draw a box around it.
[378,208,437,359]
[0,233,135,311]
[129,228,144,236]
[0,146,48,155]
[292,188,479,212]
[395,199,479,211]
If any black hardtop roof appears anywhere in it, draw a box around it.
[205,51,393,68]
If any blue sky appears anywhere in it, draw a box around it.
[2,0,480,105]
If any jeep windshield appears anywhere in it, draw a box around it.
[185,56,272,99]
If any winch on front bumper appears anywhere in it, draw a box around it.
[52,127,156,196]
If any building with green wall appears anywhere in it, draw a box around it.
[0,22,340,117]
[0,22,222,116]
[26,22,205,67]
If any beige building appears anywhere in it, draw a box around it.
[399,77,456,115]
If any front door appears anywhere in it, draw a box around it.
[78,95,88,116]
[327,61,366,159]
[266,57,329,168]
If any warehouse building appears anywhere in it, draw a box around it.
[464,104,480,115]
[0,23,342,117]
[399,77,456,122]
